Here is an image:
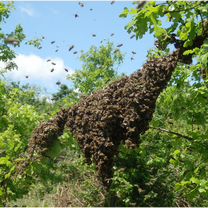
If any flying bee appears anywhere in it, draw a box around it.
[47,59,51,62]
[117,44,123,47]
[56,81,61,85]
[75,14,79,18]
[92,34,96,37]
[130,34,135,39]
[110,33,114,36]
[78,2,84,7]
[69,45,74,51]
[25,75,29,79]
[51,68,54,72]
[64,68,69,72]
[51,41,55,44]
[132,51,136,54]
[73,51,78,54]
[51,62,56,65]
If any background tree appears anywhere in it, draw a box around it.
[120,1,208,69]
[0,2,44,76]
[0,2,25,74]
[68,41,124,95]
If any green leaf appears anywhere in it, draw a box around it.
[173,149,180,156]
[184,39,193,48]
[183,49,194,55]
[0,188,3,196]
[198,188,206,193]
[119,8,129,18]
[0,157,12,166]
[190,177,200,184]
[154,26,167,38]
[129,8,138,15]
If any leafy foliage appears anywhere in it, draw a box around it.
[25,36,44,49]
[0,81,46,205]
[0,2,25,73]
[51,84,79,110]
[121,1,207,46]
[0,2,44,76]
[68,41,124,95]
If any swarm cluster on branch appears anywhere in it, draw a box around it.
[26,50,179,187]
[27,109,68,158]
[23,31,207,187]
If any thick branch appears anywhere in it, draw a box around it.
[149,126,194,141]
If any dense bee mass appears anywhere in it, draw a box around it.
[16,109,68,175]
[66,50,179,186]
[27,109,68,157]
[26,50,179,187]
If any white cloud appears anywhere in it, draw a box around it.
[2,54,74,93]
[20,7,35,17]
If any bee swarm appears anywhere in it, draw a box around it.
[27,50,179,187]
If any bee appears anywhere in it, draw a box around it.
[117,44,123,47]
[51,41,55,44]
[47,59,51,62]
[25,75,29,79]
[92,34,96,37]
[110,33,114,37]
[69,45,74,51]
[64,68,69,72]
[78,2,84,7]
[111,1,115,5]
[90,8,93,11]
[51,62,56,65]
[56,81,61,85]
[73,51,78,54]
[130,34,135,39]
[75,14,79,18]
[132,51,136,54]
[51,68,54,72]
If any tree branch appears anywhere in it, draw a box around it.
[149,126,194,141]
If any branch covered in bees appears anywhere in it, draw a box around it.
[15,109,68,175]
[20,33,207,188]
[20,50,178,188]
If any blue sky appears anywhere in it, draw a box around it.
[3,1,156,95]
